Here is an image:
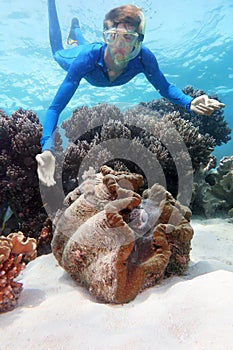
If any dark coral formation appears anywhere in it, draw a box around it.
[191,155,233,217]
[139,85,231,146]
[52,166,193,304]
[0,109,63,253]
[0,109,45,234]
[124,107,215,172]
[61,103,215,201]
[0,231,37,313]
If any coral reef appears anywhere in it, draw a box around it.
[138,85,231,146]
[61,103,215,200]
[0,109,46,234]
[0,108,63,253]
[0,231,37,313]
[52,166,193,304]
[0,89,230,255]
[191,155,233,217]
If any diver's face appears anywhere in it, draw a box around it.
[106,23,137,65]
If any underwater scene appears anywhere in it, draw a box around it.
[0,1,233,348]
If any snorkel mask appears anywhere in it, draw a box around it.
[103,9,146,66]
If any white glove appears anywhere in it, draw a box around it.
[36,150,56,187]
[190,94,225,116]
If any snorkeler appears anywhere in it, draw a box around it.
[36,0,225,187]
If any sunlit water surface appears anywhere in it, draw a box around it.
[1,0,233,160]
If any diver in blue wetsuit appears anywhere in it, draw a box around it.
[36,0,225,186]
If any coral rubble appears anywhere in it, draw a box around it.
[0,231,37,313]
[52,166,193,304]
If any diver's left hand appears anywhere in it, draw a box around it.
[190,94,225,116]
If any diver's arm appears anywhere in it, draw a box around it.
[141,47,225,115]
[141,46,193,110]
[41,68,81,153]
[40,45,98,152]
[37,45,101,186]
[37,74,79,186]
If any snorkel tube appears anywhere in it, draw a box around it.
[124,10,146,62]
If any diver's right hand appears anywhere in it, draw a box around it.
[36,150,56,187]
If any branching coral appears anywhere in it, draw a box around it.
[0,108,63,253]
[52,166,193,304]
[0,109,46,235]
[61,103,215,200]
[0,231,37,313]
[138,85,231,146]
[124,108,215,171]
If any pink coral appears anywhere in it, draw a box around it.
[0,232,37,313]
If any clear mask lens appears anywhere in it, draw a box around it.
[103,30,139,47]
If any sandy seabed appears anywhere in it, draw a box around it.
[0,218,233,350]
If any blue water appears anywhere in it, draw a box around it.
[1,0,233,160]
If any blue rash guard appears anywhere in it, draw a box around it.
[41,42,193,152]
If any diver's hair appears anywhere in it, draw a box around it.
[103,4,145,35]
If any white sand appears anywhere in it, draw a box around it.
[0,218,233,350]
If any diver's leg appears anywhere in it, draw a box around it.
[48,0,64,54]
[47,0,88,71]
[48,0,75,71]
[66,18,89,45]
